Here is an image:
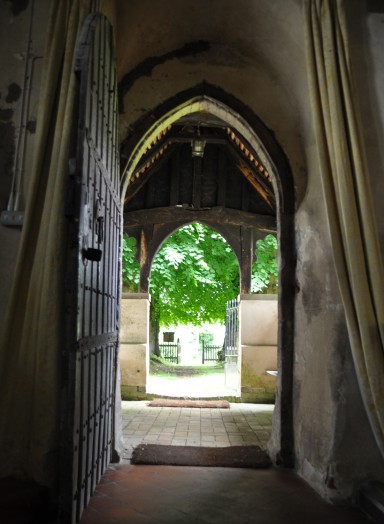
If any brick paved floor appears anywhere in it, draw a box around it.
[121,401,273,460]
[79,465,371,524]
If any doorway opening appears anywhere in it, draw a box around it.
[120,88,295,467]
[145,222,239,398]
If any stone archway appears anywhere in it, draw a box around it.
[120,85,296,467]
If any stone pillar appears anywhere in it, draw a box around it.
[239,294,278,402]
[120,293,150,400]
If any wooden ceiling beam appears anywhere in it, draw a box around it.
[225,143,276,209]
[124,205,276,232]
[124,143,176,202]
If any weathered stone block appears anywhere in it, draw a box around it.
[120,343,147,387]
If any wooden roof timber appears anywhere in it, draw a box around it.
[236,161,274,210]
[124,125,276,210]
[124,205,276,232]
[224,143,275,210]
[124,141,176,202]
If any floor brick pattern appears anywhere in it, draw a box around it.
[121,401,273,460]
[79,465,371,524]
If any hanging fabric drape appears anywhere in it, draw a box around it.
[0,0,115,490]
[305,0,384,456]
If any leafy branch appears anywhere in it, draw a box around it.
[121,226,278,326]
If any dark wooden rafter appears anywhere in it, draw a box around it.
[224,127,275,209]
[225,145,275,210]
[140,123,173,158]
[124,124,174,202]
[217,149,227,206]
[124,141,176,202]
[170,149,181,206]
[226,127,272,183]
[192,157,202,209]
[125,124,276,209]
[241,176,249,212]
[236,160,274,209]
[124,205,276,232]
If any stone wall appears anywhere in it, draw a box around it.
[239,295,277,403]
[120,293,150,400]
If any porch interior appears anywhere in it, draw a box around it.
[78,464,371,524]
[0,401,372,524]
[0,466,372,524]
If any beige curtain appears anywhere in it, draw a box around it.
[0,0,115,491]
[305,0,384,456]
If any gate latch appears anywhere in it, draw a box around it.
[82,196,103,263]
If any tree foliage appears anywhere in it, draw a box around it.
[251,234,278,293]
[121,225,278,327]
[149,224,239,327]
[122,235,140,292]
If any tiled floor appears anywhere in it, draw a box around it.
[79,464,371,524]
[121,401,273,460]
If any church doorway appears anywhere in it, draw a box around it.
[145,222,239,398]
[120,87,296,467]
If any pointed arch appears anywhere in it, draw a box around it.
[120,85,296,467]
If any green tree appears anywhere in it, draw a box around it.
[149,224,239,327]
[122,235,140,292]
[251,234,278,293]
[121,226,278,327]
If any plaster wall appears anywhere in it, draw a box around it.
[117,0,309,203]
[292,83,384,501]
[0,0,49,318]
[290,0,384,499]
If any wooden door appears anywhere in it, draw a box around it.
[61,13,121,523]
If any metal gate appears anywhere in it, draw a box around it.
[62,13,121,524]
[224,298,240,393]
[159,343,179,364]
[202,341,223,364]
